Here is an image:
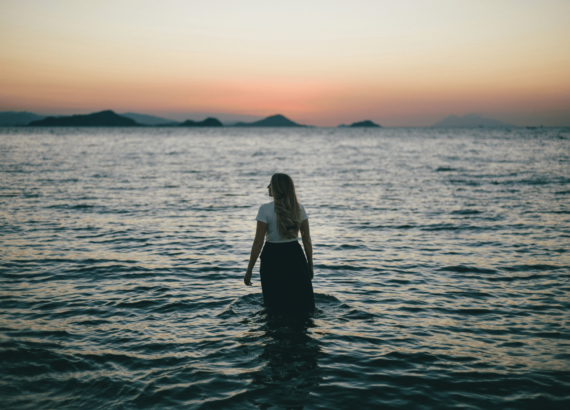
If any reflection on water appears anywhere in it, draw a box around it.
[248,310,321,408]
[223,294,324,408]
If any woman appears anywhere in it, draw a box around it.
[244,173,315,313]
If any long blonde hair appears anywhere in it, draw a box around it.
[271,173,302,239]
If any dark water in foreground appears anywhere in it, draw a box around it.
[1,127,569,409]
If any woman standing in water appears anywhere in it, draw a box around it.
[244,173,315,313]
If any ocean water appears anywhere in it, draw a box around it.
[1,126,569,409]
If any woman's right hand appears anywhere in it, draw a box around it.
[244,270,252,286]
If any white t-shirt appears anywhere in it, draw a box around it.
[256,201,308,243]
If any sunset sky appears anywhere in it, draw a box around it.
[1,0,569,126]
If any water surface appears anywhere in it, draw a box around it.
[1,127,569,409]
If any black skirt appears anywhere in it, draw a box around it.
[260,241,315,314]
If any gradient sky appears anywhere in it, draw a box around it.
[1,0,569,126]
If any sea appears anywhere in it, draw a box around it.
[1,126,569,409]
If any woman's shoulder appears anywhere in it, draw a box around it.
[259,201,274,211]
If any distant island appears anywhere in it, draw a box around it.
[349,120,381,128]
[233,114,305,127]
[29,110,139,127]
[179,117,223,127]
[337,120,382,128]
[432,113,513,128]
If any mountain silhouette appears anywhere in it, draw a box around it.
[349,120,381,127]
[179,117,223,127]
[432,114,513,128]
[29,110,139,126]
[233,114,305,127]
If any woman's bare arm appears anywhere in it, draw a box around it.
[244,221,267,286]
[300,219,313,279]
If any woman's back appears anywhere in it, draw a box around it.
[256,201,308,243]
